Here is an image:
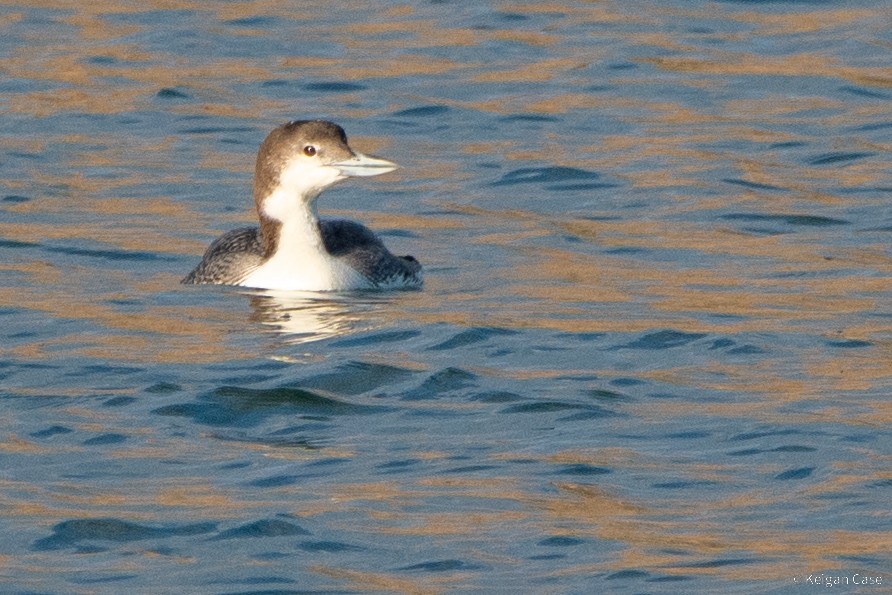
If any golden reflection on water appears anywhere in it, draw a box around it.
[2,0,887,389]
[0,269,253,364]
[649,53,892,90]
[311,565,443,595]
[2,0,891,589]
[285,466,892,583]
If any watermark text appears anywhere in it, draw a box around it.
[793,573,883,587]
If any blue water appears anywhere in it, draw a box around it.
[1,1,890,593]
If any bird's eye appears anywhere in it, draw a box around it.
[303,145,317,157]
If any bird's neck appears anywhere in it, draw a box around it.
[245,188,365,291]
[257,188,324,260]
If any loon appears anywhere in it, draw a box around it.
[182,120,422,291]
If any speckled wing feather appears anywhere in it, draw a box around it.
[182,226,264,285]
[320,219,422,288]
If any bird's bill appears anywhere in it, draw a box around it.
[332,153,398,177]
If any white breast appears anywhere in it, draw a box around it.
[240,245,369,291]
[239,185,371,291]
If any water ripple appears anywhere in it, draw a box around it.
[807,151,876,166]
[213,518,311,540]
[33,519,217,551]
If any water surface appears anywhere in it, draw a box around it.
[1,1,891,593]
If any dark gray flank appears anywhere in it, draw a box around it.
[182,219,421,288]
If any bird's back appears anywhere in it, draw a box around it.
[320,219,422,289]
[182,227,264,285]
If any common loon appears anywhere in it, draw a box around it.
[182,120,422,291]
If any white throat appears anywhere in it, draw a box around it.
[240,162,368,291]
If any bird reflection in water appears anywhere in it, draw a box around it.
[243,290,388,345]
